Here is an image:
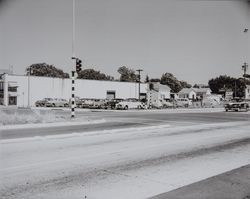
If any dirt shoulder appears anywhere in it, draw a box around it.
[150,164,250,199]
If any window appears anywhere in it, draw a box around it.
[9,96,17,105]
[0,82,3,92]
[8,87,17,92]
[106,90,116,100]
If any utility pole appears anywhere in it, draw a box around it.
[136,69,143,101]
[28,66,31,108]
[242,62,248,98]
[234,80,237,98]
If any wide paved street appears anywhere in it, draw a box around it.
[1,109,250,198]
[1,108,250,139]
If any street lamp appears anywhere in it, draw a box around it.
[136,69,143,101]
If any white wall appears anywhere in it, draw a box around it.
[6,75,147,107]
[246,85,250,99]
[188,90,196,99]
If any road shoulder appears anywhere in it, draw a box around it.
[150,164,250,199]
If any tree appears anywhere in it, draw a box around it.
[193,84,200,88]
[145,75,149,83]
[208,75,249,98]
[149,78,161,82]
[193,84,209,88]
[160,73,182,93]
[180,81,192,89]
[77,69,114,80]
[26,63,69,78]
[117,66,137,82]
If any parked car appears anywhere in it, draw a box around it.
[176,98,192,108]
[116,98,147,110]
[80,99,95,108]
[162,100,174,108]
[45,98,69,107]
[106,98,124,109]
[225,102,249,112]
[35,98,53,107]
[90,99,107,109]
[151,99,173,109]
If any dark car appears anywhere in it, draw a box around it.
[106,98,124,109]
[225,102,249,112]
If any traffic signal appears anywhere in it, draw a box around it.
[76,58,82,73]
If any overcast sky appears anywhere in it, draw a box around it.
[0,0,249,84]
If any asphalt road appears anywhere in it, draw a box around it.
[1,109,250,139]
[1,109,250,199]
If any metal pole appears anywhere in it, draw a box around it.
[242,62,248,99]
[234,80,237,98]
[71,0,76,118]
[243,28,248,99]
[136,69,143,101]
[28,67,31,107]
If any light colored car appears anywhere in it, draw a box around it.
[91,99,107,109]
[116,98,146,110]
[176,98,192,107]
[35,98,53,107]
[151,99,173,109]
[45,98,69,107]
[81,99,95,108]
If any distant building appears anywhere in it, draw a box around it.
[245,85,250,99]
[178,88,197,100]
[147,82,171,108]
[193,88,211,99]
[0,73,148,107]
[0,74,18,106]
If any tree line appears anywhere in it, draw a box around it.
[26,63,249,94]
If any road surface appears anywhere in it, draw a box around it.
[1,109,250,198]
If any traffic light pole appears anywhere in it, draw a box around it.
[71,67,76,118]
[71,0,76,118]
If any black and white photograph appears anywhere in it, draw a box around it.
[0,0,250,198]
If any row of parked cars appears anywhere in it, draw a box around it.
[35,98,147,110]
[35,98,69,107]
[35,97,198,110]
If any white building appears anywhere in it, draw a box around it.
[193,88,212,99]
[178,88,197,100]
[0,74,147,107]
[246,85,250,99]
[147,82,171,108]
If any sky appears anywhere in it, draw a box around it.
[0,0,249,84]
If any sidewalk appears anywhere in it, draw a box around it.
[150,164,250,199]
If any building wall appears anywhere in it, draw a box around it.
[246,85,250,99]
[5,74,147,107]
[179,91,196,99]
[188,90,197,99]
